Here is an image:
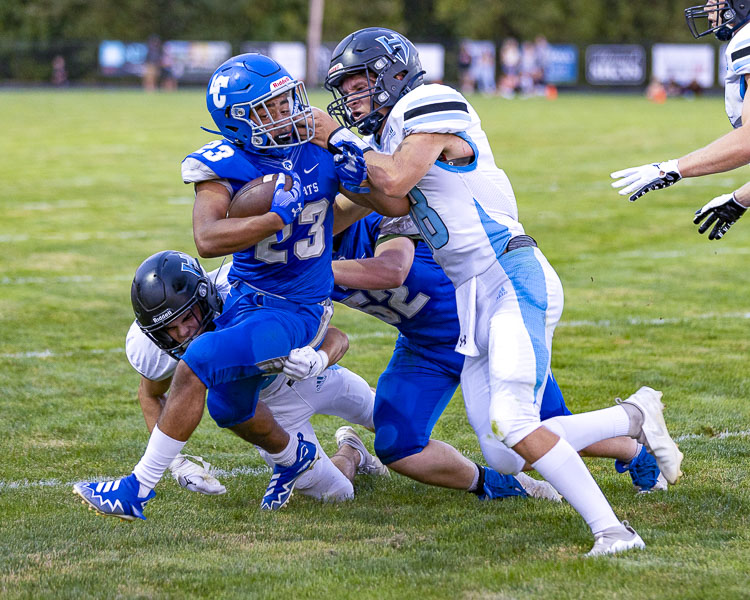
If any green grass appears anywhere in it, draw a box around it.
[1,89,750,599]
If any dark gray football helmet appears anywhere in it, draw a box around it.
[325,27,425,136]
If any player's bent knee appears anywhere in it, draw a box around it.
[478,437,526,474]
[374,424,427,465]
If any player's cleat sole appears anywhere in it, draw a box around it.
[261,433,319,510]
[72,473,155,521]
[586,521,646,557]
[515,472,562,502]
[335,426,390,477]
[618,387,683,485]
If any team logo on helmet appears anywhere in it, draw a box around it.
[179,254,202,278]
[375,33,410,64]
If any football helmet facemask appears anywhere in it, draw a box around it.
[206,53,314,155]
[131,251,222,360]
[685,0,750,40]
[325,27,425,136]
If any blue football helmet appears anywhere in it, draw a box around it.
[206,53,314,155]
[325,28,425,136]
[686,0,750,40]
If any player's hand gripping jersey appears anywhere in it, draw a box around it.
[182,140,339,303]
[724,23,750,128]
[364,83,525,289]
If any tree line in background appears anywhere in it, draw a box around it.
[0,0,708,82]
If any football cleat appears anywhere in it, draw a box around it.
[261,433,318,510]
[335,426,390,477]
[474,466,528,500]
[515,472,563,502]
[586,521,646,557]
[170,454,227,495]
[618,387,683,484]
[614,446,668,493]
[72,473,155,522]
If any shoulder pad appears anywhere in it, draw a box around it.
[125,321,177,381]
[393,84,473,135]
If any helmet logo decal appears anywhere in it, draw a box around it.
[375,34,409,65]
[179,253,202,278]
[270,75,292,91]
[209,74,230,108]
[328,62,344,76]
[152,309,174,324]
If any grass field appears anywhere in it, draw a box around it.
[1,89,750,599]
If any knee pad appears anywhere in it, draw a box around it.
[478,436,526,474]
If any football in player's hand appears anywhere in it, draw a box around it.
[227,173,292,218]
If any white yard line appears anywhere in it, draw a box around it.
[3,430,749,492]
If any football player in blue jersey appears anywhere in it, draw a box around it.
[324,212,665,495]
[73,53,373,520]
[611,0,750,239]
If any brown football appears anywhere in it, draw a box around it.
[226,173,292,218]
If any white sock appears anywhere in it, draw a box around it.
[132,424,186,497]
[531,439,621,534]
[268,435,297,466]
[543,406,631,451]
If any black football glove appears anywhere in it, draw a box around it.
[693,192,747,240]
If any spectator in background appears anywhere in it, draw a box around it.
[498,38,520,98]
[519,41,540,96]
[645,77,667,103]
[51,55,68,87]
[143,35,161,92]
[457,43,474,94]
[160,46,181,92]
[476,48,496,94]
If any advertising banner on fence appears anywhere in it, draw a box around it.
[415,44,445,82]
[162,41,232,83]
[652,43,714,89]
[99,41,147,76]
[544,44,578,85]
[585,44,646,85]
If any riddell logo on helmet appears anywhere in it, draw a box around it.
[270,76,292,90]
[152,309,173,324]
[328,63,343,76]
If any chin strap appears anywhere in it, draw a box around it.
[200,126,223,135]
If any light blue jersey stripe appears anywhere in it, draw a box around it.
[405,112,472,129]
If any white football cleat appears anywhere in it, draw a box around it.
[335,426,390,477]
[515,472,562,502]
[618,387,684,485]
[169,454,227,495]
[586,521,646,557]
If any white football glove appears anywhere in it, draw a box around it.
[282,346,329,381]
[611,159,682,201]
[694,192,747,240]
[169,454,226,495]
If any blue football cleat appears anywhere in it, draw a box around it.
[261,433,318,510]
[73,473,155,521]
[615,445,667,492]
[474,465,528,500]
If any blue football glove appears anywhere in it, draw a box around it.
[333,141,370,194]
[269,173,303,226]
[328,127,371,194]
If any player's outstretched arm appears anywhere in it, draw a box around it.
[138,375,171,432]
[612,76,750,201]
[193,180,287,258]
[332,194,372,235]
[332,236,416,290]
